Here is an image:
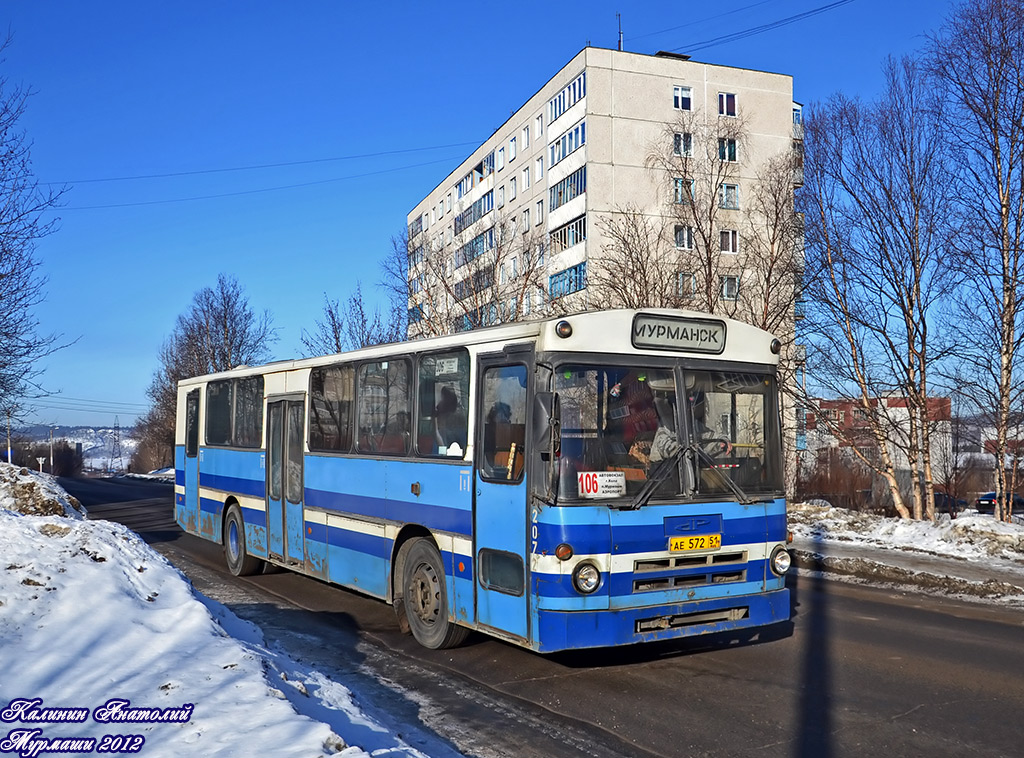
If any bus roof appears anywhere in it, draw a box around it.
[177,309,779,388]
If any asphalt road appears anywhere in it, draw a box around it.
[67,476,1024,758]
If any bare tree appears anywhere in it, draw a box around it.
[646,109,748,315]
[388,209,551,338]
[928,0,1024,521]
[301,283,404,357]
[0,36,67,422]
[800,57,954,520]
[589,205,686,309]
[138,274,276,466]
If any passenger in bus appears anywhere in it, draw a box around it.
[607,372,660,467]
[433,385,468,453]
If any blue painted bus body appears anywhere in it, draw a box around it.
[176,443,788,652]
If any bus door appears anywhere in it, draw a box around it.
[267,396,306,565]
[182,389,201,533]
[474,359,530,640]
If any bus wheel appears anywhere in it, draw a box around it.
[224,505,263,577]
[402,538,469,649]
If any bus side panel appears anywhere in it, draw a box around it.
[174,445,199,535]
[198,447,266,545]
[303,456,474,616]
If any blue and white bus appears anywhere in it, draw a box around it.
[174,309,791,652]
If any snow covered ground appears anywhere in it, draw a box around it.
[0,463,443,758]
[2,463,1023,757]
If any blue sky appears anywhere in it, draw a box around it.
[6,0,956,427]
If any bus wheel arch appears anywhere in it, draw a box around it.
[223,502,263,577]
[393,533,469,649]
[391,526,432,634]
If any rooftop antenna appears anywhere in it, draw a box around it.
[617,12,623,51]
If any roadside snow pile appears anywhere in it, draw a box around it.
[0,463,360,758]
[0,463,86,518]
[790,501,1024,564]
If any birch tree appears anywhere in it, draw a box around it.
[928,0,1024,520]
[800,57,954,519]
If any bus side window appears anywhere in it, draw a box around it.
[417,350,470,457]
[185,390,200,458]
[479,364,527,481]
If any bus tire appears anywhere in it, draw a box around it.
[402,538,469,649]
[224,505,263,577]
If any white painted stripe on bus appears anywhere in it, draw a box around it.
[305,509,327,525]
[451,536,472,557]
[529,541,772,575]
[325,513,386,537]
[198,488,266,514]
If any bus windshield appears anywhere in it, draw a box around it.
[554,364,782,502]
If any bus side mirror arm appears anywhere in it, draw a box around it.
[534,392,561,502]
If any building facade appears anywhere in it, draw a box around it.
[405,46,802,338]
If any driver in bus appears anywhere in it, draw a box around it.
[689,388,733,456]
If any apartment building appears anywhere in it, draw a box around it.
[405,46,801,336]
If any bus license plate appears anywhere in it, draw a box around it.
[669,534,721,552]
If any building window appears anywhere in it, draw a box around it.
[675,225,694,249]
[549,166,586,211]
[522,166,530,190]
[497,185,505,208]
[718,138,738,162]
[719,92,737,116]
[510,177,517,200]
[719,184,740,209]
[549,262,587,298]
[548,71,586,124]
[536,200,544,225]
[720,274,739,300]
[454,190,494,235]
[522,208,530,231]
[522,125,530,149]
[793,106,802,125]
[536,156,544,180]
[674,177,694,204]
[673,85,692,111]
[446,193,452,212]
[673,132,693,158]
[549,214,586,253]
[497,147,505,171]
[550,120,586,169]
[454,226,495,268]
[677,272,695,299]
[720,229,739,253]
[536,113,544,137]
[510,136,517,161]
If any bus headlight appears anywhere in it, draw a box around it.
[770,546,792,576]
[572,562,601,594]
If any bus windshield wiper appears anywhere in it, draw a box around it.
[689,442,756,505]
[626,446,684,510]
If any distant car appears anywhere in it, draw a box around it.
[934,492,968,515]
[973,492,1024,514]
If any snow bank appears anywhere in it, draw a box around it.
[790,501,1024,563]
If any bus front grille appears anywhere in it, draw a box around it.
[632,551,748,593]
